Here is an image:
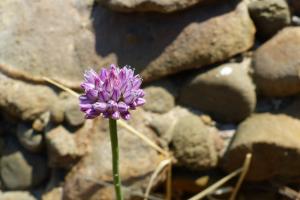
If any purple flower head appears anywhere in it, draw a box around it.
[79,64,145,120]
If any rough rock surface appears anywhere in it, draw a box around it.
[0,191,36,200]
[0,137,48,190]
[92,1,255,82]
[223,113,300,181]
[32,112,50,132]
[149,106,192,144]
[180,60,256,122]
[252,27,300,97]
[63,96,85,127]
[17,123,43,153]
[149,106,217,143]
[45,123,89,168]
[171,113,218,170]
[248,0,291,39]
[63,109,164,200]
[50,93,85,126]
[96,0,221,13]
[46,126,81,168]
[0,0,108,89]
[143,86,175,113]
[0,74,58,121]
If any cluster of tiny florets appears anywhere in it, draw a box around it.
[79,64,145,120]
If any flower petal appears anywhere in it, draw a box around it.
[98,91,109,102]
[121,112,131,120]
[93,102,107,112]
[135,98,146,106]
[84,69,98,83]
[86,89,98,101]
[81,82,94,91]
[111,111,120,120]
[85,108,100,119]
[118,102,129,113]
[112,89,121,102]
[80,103,92,112]
[107,100,118,113]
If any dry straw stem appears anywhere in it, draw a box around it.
[279,186,300,200]
[188,153,252,200]
[187,168,242,200]
[166,161,172,200]
[144,159,172,200]
[229,153,252,200]
[43,77,80,97]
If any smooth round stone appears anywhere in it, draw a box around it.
[0,137,48,190]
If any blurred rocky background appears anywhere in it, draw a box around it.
[0,0,300,199]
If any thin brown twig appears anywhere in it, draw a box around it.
[229,153,252,200]
[144,159,172,200]
[165,160,172,200]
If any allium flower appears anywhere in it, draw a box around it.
[79,64,145,120]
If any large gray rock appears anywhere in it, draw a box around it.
[93,1,255,82]
[180,60,256,122]
[223,113,300,181]
[0,74,58,121]
[248,0,291,39]
[63,109,164,200]
[96,0,223,13]
[171,113,218,170]
[0,0,108,89]
[0,137,48,190]
[143,86,175,113]
[0,191,36,200]
[252,27,300,97]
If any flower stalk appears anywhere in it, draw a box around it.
[109,118,123,200]
[79,64,145,200]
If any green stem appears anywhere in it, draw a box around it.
[109,119,123,200]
